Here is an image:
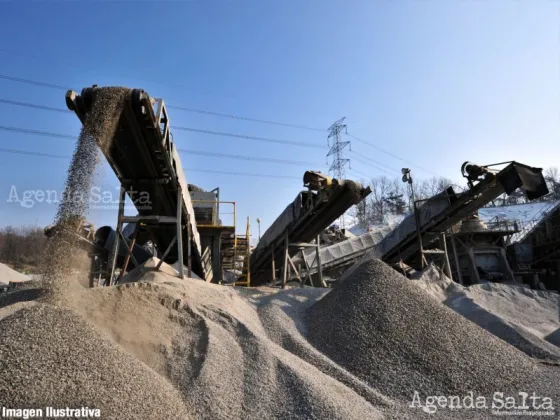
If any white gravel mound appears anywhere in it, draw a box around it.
[0,262,30,286]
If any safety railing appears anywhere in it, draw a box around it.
[191,200,236,229]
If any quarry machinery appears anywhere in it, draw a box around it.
[250,170,371,286]
[66,86,208,284]
[376,161,549,273]
[287,161,549,286]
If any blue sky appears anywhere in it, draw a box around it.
[0,0,558,234]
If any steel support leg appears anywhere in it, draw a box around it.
[441,233,453,281]
[176,187,184,279]
[282,233,289,289]
[271,245,276,283]
[316,235,326,287]
[109,186,126,286]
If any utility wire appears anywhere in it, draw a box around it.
[0,147,69,159]
[0,97,326,149]
[348,152,399,175]
[0,73,324,131]
[347,133,439,176]
[0,75,438,175]
[0,125,325,167]
[179,149,322,167]
[0,74,72,91]
[168,105,325,132]
[350,168,373,180]
[0,98,70,113]
[0,125,75,139]
[0,147,302,180]
[173,126,324,149]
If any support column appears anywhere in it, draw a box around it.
[316,235,326,288]
[440,233,453,281]
[450,232,463,285]
[271,245,276,283]
[176,187,184,279]
[109,185,126,286]
[282,233,289,289]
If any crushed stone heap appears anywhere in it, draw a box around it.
[307,258,537,400]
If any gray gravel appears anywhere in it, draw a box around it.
[41,87,129,302]
[0,303,193,419]
[307,258,537,401]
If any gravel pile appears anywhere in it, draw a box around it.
[0,304,192,420]
[41,87,129,302]
[445,283,560,362]
[307,258,537,401]
[75,279,385,420]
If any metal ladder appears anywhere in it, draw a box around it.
[234,217,251,286]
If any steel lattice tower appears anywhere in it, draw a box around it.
[327,117,350,180]
[327,117,351,228]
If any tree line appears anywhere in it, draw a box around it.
[0,226,47,271]
[352,167,560,229]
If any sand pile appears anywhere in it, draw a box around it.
[2,265,559,419]
[62,278,386,420]
[0,304,193,419]
[0,262,30,286]
[41,87,129,301]
[307,258,537,401]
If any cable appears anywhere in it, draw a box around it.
[184,168,300,180]
[0,74,72,91]
[178,149,322,167]
[173,126,324,149]
[0,73,325,132]
[0,125,323,167]
[347,133,439,176]
[0,147,69,159]
[0,98,70,113]
[0,125,75,139]
[168,105,325,132]
[0,147,302,180]
[0,76,437,176]
[349,152,399,175]
[350,168,373,180]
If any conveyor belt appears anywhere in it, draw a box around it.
[66,86,205,278]
[378,161,549,267]
[250,177,371,285]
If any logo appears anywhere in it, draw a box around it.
[410,391,555,416]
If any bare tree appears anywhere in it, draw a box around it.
[369,176,391,223]
[544,167,560,200]
[0,225,47,269]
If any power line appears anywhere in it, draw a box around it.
[0,98,325,149]
[0,125,324,167]
[168,104,325,132]
[0,147,302,180]
[350,168,373,180]
[347,133,439,176]
[0,147,69,159]
[0,74,72,91]
[0,73,325,132]
[173,126,324,149]
[184,168,300,180]
[0,74,439,176]
[179,149,322,167]
[349,152,398,176]
[0,98,70,113]
[0,125,75,139]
